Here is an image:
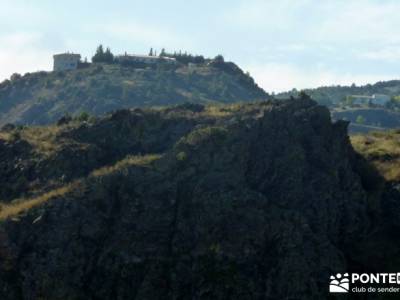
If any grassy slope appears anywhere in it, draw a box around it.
[0,62,267,126]
[0,102,265,219]
[0,154,161,220]
[351,129,400,181]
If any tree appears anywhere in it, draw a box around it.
[104,47,114,63]
[92,45,105,63]
[92,45,114,63]
[344,96,354,106]
[356,115,366,124]
[299,90,311,100]
[160,48,166,57]
[77,111,90,122]
[149,48,154,56]
[214,55,225,63]
[10,73,21,81]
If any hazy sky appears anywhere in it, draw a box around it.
[1,0,400,92]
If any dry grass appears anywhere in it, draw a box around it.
[20,126,63,155]
[203,105,233,118]
[202,102,271,118]
[90,154,161,177]
[0,132,11,141]
[351,130,400,181]
[0,181,80,221]
[0,154,161,220]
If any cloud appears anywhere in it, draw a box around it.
[1,0,400,90]
[0,32,53,81]
[225,0,400,45]
[223,0,312,31]
[89,21,195,51]
[359,46,400,62]
[313,1,400,44]
[225,0,400,91]
[0,2,49,24]
[246,62,396,93]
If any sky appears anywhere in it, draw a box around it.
[1,0,400,93]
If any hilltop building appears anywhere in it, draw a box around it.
[349,94,390,106]
[115,53,177,65]
[53,53,81,71]
[371,94,390,106]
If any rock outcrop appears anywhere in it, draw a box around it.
[0,99,399,299]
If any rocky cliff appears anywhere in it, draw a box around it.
[0,99,399,299]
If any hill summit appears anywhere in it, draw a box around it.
[0,55,267,126]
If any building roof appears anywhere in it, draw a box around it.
[372,94,390,98]
[53,53,81,58]
[116,54,176,61]
[350,95,373,99]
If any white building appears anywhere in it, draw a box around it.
[53,53,81,71]
[115,54,177,64]
[371,94,390,106]
[349,94,390,106]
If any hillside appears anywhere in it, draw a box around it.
[331,107,400,133]
[276,79,400,106]
[1,99,400,299]
[351,129,400,182]
[277,80,400,132]
[0,61,267,126]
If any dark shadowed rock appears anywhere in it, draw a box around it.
[0,99,399,299]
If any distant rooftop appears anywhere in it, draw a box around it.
[350,95,373,99]
[53,52,81,57]
[116,53,176,61]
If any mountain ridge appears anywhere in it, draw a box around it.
[0,60,267,126]
[276,79,400,106]
[1,98,399,299]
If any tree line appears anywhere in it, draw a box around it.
[91,44,224,65]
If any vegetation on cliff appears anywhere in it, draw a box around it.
[351,129,400,182]
[0,59,267,126]
[1,99,399,299]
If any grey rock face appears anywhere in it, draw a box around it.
[0,99,399,299]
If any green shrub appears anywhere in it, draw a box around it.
[176,151,187,161]
[356,115,366,124]
[76,111,90,122]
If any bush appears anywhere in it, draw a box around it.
[57,115,73,126]
[10,73,22,81]
[356,115,366,124]
[77,112,90,122]
[176,151,187,161]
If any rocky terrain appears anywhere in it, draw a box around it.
[0,98,399,299]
